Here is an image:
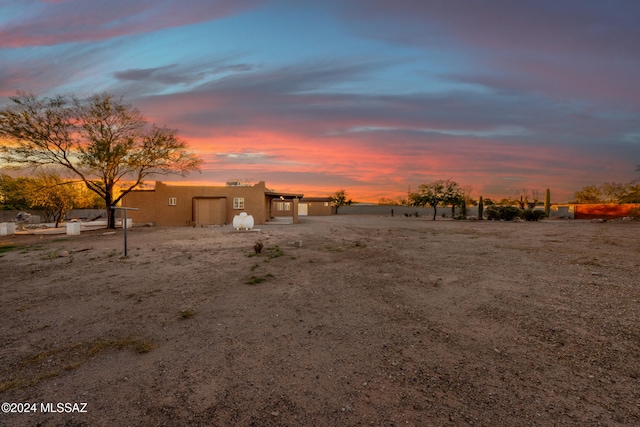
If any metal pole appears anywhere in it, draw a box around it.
[111,206,138,258]
[123,209,128,257]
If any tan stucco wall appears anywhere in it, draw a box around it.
[271,200,295,217]
[122,190,159,225]
[272,198,332,217]
[305,199,332,216]
[122,181,271,226]
[193,197,226,226]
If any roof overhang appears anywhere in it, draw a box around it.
[265,191,304,200]
[300,197,332,202]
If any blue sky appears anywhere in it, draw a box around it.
[1,0,639,202]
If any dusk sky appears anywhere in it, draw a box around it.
[1,0,639,202]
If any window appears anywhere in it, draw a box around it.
[324,202,329,207]
[169,197,177,206]
[277,202,291,211]
[233,197,244,209]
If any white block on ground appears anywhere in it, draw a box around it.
[123,218,133,229]
[0,222,16,236]
[66,222,81,235]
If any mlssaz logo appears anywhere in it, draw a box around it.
[41,402,88,413]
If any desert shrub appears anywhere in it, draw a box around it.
[485,205,522,221]
[484,206,500,220]
[520,209,547,221]
[179,309,195,319]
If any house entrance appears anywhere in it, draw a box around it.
[193,198,226,226]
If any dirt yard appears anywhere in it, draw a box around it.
[1,215,639,426]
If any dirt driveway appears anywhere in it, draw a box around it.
[1,216,639,426]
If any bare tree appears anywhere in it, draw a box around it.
[330,189,352,214]
[0,92,202,228]
[513,188,539,210]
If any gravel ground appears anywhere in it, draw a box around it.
[1,215,639,426]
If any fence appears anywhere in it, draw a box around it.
[339,204,638,220]
[0,209,107,223]
[338,205,462,217]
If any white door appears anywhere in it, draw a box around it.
[298,203,308,216]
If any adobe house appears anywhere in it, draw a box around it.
[272,196,333,217]
[122,181,304,227]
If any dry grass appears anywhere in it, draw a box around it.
[0,337,156,393]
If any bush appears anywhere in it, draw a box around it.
[520,209,547,221]
[485,205,522,221]
[486,205,547,221]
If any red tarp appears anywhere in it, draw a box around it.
[574,204,640,219]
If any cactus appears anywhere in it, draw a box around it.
[544,188,551,217]
[478,196,484,219]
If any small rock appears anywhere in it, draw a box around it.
[58,250,69,257]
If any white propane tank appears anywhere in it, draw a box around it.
[232,214,242,230]
[243,213,254,230]
[233,212,254,230]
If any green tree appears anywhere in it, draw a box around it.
[618,184,640,203]
[0,92,202,228]
[330,189,352,214]
[573,178,640,204]
[378,197,401,206]
[620,166,640,203]
[409,179,462,220]
[1,171,102,224]
[0,173,30,209]
[25,172,94,227]
[498,197,517,206]
[600,182,628,203]
[573,185,603,203]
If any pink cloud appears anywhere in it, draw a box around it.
[125,58,638,203]
[0,0,264,47]
[174,124,608,203]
